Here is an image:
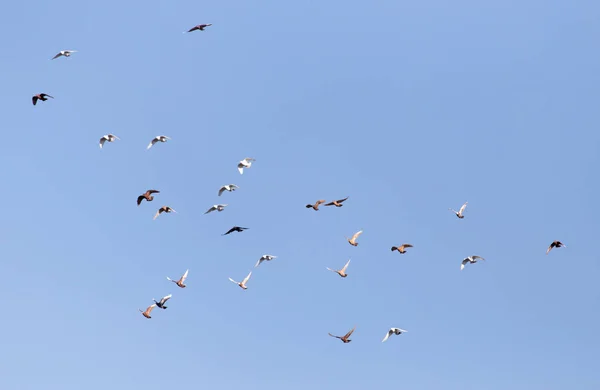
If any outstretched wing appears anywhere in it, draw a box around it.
[351,230,363,242]
[180,269,189,283]
[153,210,161,220]
[382,329,393,343]
[160,294,172,304]
[472,255,485,261]
[459,202,468,214]
[218,186,226,196]
[242,272,252,284]
[32,96,38,105]
[228,277,239,285]
[341,259,351,273]
[99,137,107,148]
[328,333,341,339]
[51,52,62,60]
[343,326,356,339]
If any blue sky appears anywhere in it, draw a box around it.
[1,1,599,389]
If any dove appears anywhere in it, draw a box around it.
[153,294,172,309]
[139,303,156,319]
[326,258,351,278]
[229,271,252,290]
[328,326,356,343]
[32,93,53,106]
[461,255,485,270]
[153,206,177,220]
[255,254,277,268]
[147,135,171,150]
[546,240,566,254]
[205,204,227,214]
[51,50,77,60]
[237,158,256,174]
[449,202,468,219]
[167,269,189,288]
[137,190,160,206]
[99,134,120,149]
[325,197,349,207]
[218,184,239,196]
[382,328,407,343]
[185,24,212,33]
[305,200,326,211]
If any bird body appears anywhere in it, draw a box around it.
[325,197,349,207]
[153,294,172,309]
[139,304,156,319]
[391,244,413,254]
[137,189,160,205]
[222,226,248,235]
[147,135,171,150]
[546,240,566,254]
[32,93,54,105]
[154,206,176,220]
[51,50,77,60]
[329,326,356,343]
[326,258,351,278]
[205,204,228,214]
[218,184,239,196]
[167,269,189,288]
[449,202,468,219]
[237,158,256,174]
[255,254,277,268]
[346,230,363,246]
[382,327,407,342]
[99,134,120,148]
[305,200,326,211]
[461,255,485,270]
[229,271,252,290]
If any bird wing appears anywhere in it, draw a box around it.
[237,165,244,174]
[343,326,356,339]
[181,269,189,282]
[153,210,160,220]
[99,137,107,148]
[336,196,349,203]
[472,256,485,261]
[136,195,145,205]
[146,303,156,313]
[341,259,351,273]
[328,333,341,339]
[228,278,239,285]
[546,242,556,254]
[351,230,363,241]
[218,187,226,196]
[187,26,199,32]
[382,329,393,343]
[459,202,468,214]
[403,244,413,249]
[51,52,62,60]
[32,96,38,105]
[222,228,234,235]
[242,272,252,284]
[326,267,336,273]
[205,206,216,214]
[255,258,263,267]
[147,138,159,149]
[147,190,159,195]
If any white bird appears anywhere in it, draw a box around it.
[449,201,468,219]
[382,327,408,343]
[99,134,120,149]
[204,204,228,214]
[218,184,239,196]
[255,254,277,268]
[237,157,256,175]
[326,258,351,278]
[229,271,252,290]
[152,294,172,309]
[461,255,485,271]
[167,269,189,288]
[51,50,77,60]
[147,135,171,150]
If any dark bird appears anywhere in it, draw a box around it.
[154,206,177,220]
[325,197,349,207]
[153,294,172,309]
[328,326,356,343]
[137,189,160,205]
[222,226,248,236]
[391,244,413,254]
[139,304,156,319]
[185,24,212,33]
[546,240,566,255]
[306,200,326,211]
[32,93,53,106]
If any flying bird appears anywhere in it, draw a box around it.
[325,197,349,207]
[218,184,239,196]
[305,200,326,211]
[382,328,407,343]
[229,271,252,290]
[449,202,468,219]
[461,255,485,271]
[139,303,156,319]
[147,135,171,150]
[51,50,77,60]
[255,254,277,268]
[167,269,189,288]
[137,189,160,205]
[153,206,177,220]
[546,240,566,254]
[391,244,413,254]
[222,226,248,235]
[185,24,212,33]
[328,326,356,343]
[99,134,120,149]
[153,294,172,310]
[205,204,228,214]
[237,158,256,175]
[346,230,363,247]
[326,258,351,278]
[32,93,53,106]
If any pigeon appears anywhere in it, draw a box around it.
[391,244,413,254]
[153,206,177,220]
[325,197,349,207]
[382,328,407,343]
[153,294,172,309]
[546,240,566,255]
[99,134,120,149]
[328,326,356,343]
[237,158,256,174]
[167,269,189,288]
[222,226,248,236]
[137,190,160,205]
[32,93,53,106]
[461,255,485,270]
[147,135,171,150]
[255,255,277,268]
[218,184,239,196]
[139,303,156,319]
[229,271,252,290]
[306,200,326,211]
[346,230,363,246]
[449,202,468,219]
[51,50,77,60]
[185,24,212,33]
[205,204,228,214]
[326,258,351,278]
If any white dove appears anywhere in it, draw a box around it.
[218,184,239,196]
[147,135,171,150]
[51,50,77,60]
[449,201,468,219]
[204,204,227,214]
[461,255,485,271]
[382,327,408,343]
[326,258,351,278]
[229,271,252,290]
[255,254,277,268]
[99,134,120,149]
[237,157,256,175]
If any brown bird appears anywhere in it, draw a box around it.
[346,230,363,246]
[329,326,356,343]
[139,303,156,319]
[185,24,212,33]
[326,258,351,278]
[391,244,413,254]
[546,240,566,255]
[325,197,349,207]
[32,93,53,106]
[305,200,326,211]
[137,189,160,205]
[167,269,189,288]
[153,206,177,220]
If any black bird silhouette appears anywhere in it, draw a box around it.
[222,226,248,236]
[185,24,212,33]
[32,93,54,106]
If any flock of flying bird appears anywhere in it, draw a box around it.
[34,26,568,346]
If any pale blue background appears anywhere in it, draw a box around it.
[1,1,599,389]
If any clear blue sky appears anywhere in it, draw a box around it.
[1,1,599,389]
